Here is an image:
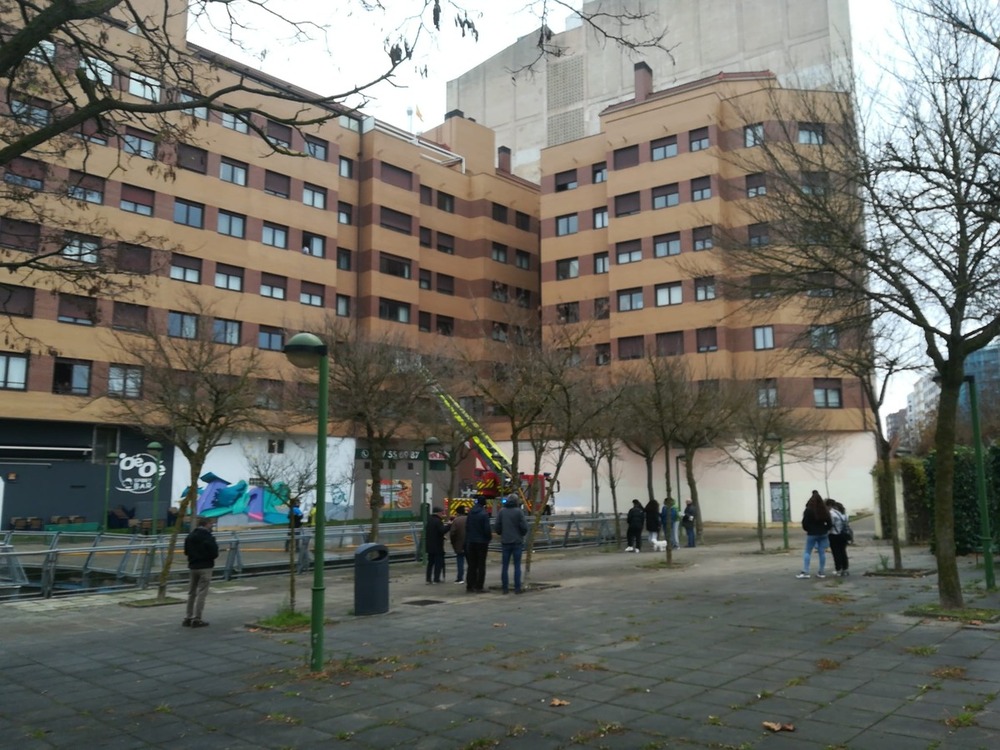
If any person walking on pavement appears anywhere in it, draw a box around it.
[424,506,449,584]
[465,497,492,593]
[626,499,645,552]
[825,498,851,577]
[644,498,661,546]
[449,505,468,584]
[495,494,529,594]
[797,490,832,579]
[682,500,697,548]
[183,517,218,628]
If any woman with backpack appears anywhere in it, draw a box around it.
[825,498,851,577]
[797,490,832,579]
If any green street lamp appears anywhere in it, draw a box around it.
[419,437,441,564]
[767,435,789,550]
[965,375,995,590]
[284,332,330,672]
[102,451,118,532]
[674,454,685,547]
[147,441,162,536]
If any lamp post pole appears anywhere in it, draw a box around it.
[284,332,329,672]
[103,451,118,532]
[419,437,440,565]
[966,375,995,590]
[147,442,162,536]
[778,438,789,551]
[674,454,685,548]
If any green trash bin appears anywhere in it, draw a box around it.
[354,543,390,615]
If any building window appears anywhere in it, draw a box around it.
[656,331,684,357]
[693,225,714,251]
[213,318,241,345]
[753,325,775,350]
[655,282,682,307]
[491,202,509,223]
[257,387,283,412]
[744,123,764,148]
[748,223,770,247]
[689,127,710,151]
[594,297,610,320]
[379,298,411,323]
[746,172,767,198]
[615,192,640,217]
[515,211,531,231]
[219,158,248,186]
[616,240,642,265]
[594,252,609,274]
[807,272,835,297]
[264,170,290,198]
[108,365,142,398]
[214,264,243,291]
[654,233,680,258]
[0,218,40,251]
[810,325,839,350]
[62,235,99,264]
[221,112,249,133]
[799,123,826,145]
[613,145,639,170]
[0,284,34,318]
[303,184,326,209]
[57,294,97,325]
[305,135,328,161]
[52,359,91,395]
[266,120,292,148]
[112,302,147,331]
[177,91,207,119]
[652,183,679,209]
[128,72,160,101]
[120,184,154,215]
[170,254,201,284]
[437,233,454,254]
[10,98,50,128]
[300,282,323,307]
[437,191,455,212]
[618,288,643,312]
[419,185,433,205]
[80,56,113,85]
[491,243,508,263]
[258,325,284,351]
[4,156,45,189]
[651,135,677,160]
[176,143,207,173]
[338,202,353,225]
[339,156,354,177]
[592,162,607,183]
[515,250,530,270]
[262,222,288,248]
[336,247,352,270]
[695,276,716,301]
[379,253,412,279]
[758,379,778,407]
[491,322,509,342]
[438,274,455,295]
[0,353,27,390]
[419,269,431,290]
[168,311,198,339]
[336,294,351,317]
[68,172,104,204]
[123,129,156,159]
[556,214,578,236]
[556,258,579,280]
[814,378,842,408]
[751,274,772,298]
[555,169,578,191]
[595,343,611,366]
[556,302,579,323]
[696,327,718,352]
[437,315,454,336]
[593,206,608,229]
[691,176,712,201]
[419,226,432,248]
[801,171,829,196]
[217,210,246,238]
[260,273,286,300]
[173,199,204,228]
[303,232,325,257]
[515,288,531,308]
[618,336,644,360]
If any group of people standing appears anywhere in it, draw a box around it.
[424,495,529,594]
[625,498,698,552]
[797,490,852,578]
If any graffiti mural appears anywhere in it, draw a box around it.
[193,472,292,524]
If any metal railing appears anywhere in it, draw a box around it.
[0,513,617,601]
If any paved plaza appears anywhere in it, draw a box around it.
[2,521,1000,749]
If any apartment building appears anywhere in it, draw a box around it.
[535,64,876,522]
[0,5,538,525]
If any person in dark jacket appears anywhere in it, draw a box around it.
[825,498,850,577]
[183,517,219,627]
[449,505,468,584]
[495,494,529,593]
[465,498,493,593]
[424,506,449,583]
[682,500,697,548]
[626,499,645,552]
[797,490,832,579]
[644,498,661,546]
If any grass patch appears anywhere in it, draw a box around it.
[253,608,312,631]
[905,645,938,656]
[571,721,625,743]
[817,593,852,605]
[902,604,1000,623]
[930,666,967,680]
[816,658,840,671]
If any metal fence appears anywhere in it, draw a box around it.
[0,513,618,601]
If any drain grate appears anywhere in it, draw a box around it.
[405,599,445,606]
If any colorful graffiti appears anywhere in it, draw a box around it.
[193,472,292,524]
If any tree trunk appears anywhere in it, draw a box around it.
[523,450,546,579]
[756,472,766,552]
[369,453,384,543]
[607,452,621,544]
[875,435,903,571]
[934,376,964,609]
[288,511,297,612]
[644,455,655,504]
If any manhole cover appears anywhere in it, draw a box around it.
[405,599,445,606]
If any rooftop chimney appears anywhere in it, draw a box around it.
[498,146,511,173]
[634,62,653,103]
